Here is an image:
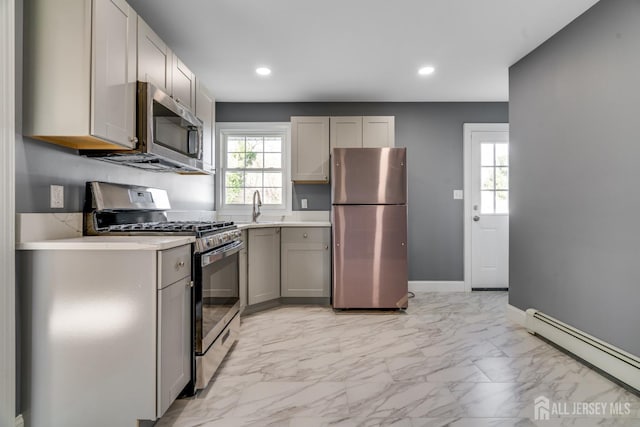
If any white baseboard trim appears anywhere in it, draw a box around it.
[507,304,526,326]
[409,281,465,292]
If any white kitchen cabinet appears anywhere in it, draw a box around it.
[291,116,330,183]
[330,116,395,149]
[239,230,248,313]
[330,116,363,150]
[23,0,137,150]
[363,116,395,147]
[281,227,331,298]
[137,16,172,93]
[248,228,281,305]
[195,79,216,172]
[157,245,191,417]
[172,56,197,111]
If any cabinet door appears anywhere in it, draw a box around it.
[281,228,330,297]
[137,16,172,93]
[172,55,196,111]
[91,0,137,148]
[330,116,363,150]
[157,276,191,417]
[363,116,395,148]
[195,79,215,172]
[239,230,248,313]
[248,228,281,305]
[291,116,330,183]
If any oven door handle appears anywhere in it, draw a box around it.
[201,240,244,267]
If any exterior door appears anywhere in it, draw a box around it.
[469,127,509,288]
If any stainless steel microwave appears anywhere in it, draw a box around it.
[82,82,205,173]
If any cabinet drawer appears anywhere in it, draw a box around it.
[281,227,330,244]
[159,245,191,288]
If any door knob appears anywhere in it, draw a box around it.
[473,215,480,222]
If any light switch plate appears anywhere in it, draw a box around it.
[301,198,308,209]
[50,185,64,208]
[453,190,463,200]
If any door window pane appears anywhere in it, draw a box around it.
[495,144,508,166]
[481,191,495,214]
[481,167,495,190]
[496,191,509,214]
[495,167,508,190]
[481,144,494,166]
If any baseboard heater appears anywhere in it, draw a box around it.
[525,309,640,391]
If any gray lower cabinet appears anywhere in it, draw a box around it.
[281,227,331,297]
[248,228,281,305]
[239,230,248,312]
[18,242,192,426]
[157,276,191,416]
[157,245,192,417]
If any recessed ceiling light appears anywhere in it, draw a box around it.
[418,66,435,76]
[256,67,271,76]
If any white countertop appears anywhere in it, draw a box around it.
[236,221,331,230]
[17,235,195,251]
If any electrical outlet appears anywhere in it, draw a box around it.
[453,190,463,200]
[50,185,64,208]
[301,198,308,209]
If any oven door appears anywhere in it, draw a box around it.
[194,240,242,354]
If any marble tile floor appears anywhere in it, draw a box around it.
[156,292,640,426]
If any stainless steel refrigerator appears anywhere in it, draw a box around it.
[332,147,408,309]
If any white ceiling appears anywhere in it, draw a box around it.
[128,0,599,102]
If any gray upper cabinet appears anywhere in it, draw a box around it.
[330,116,363,150]
[23,0,137,150]
[137,16,196,112]
[330,116,395,150]
[363,116,395,147]
[195,79,215,172]
[137,16,172,93]
[291,116,330,183]
[172,56,196,111]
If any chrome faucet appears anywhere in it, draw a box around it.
[252,190,262,223]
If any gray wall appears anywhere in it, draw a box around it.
[509,0,640,356]
[218,102,508,281]
[14,0,215,214]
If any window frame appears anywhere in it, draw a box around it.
[216,122,291,216]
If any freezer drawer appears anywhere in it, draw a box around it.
[332,147,406,204]
[332,205,408,309]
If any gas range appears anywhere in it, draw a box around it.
[83,182,240,253]
[84,181,243,396]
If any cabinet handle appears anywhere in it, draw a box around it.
[129,136,138,143]
[303,233,308,238]
[176,260,185,270]
[188,281,194,288]
[324,245,329,250]
[176,98,181,104]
